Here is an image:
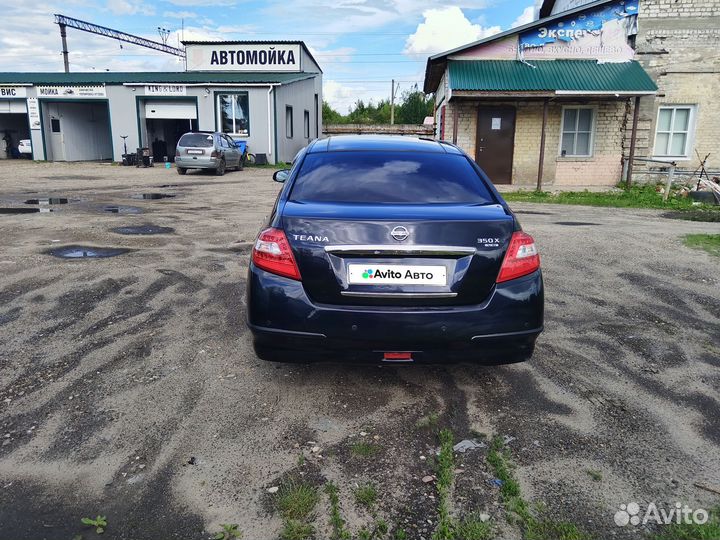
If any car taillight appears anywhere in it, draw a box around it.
[210,150,218,158]
[252,228,301,280]
[496,231,540,283]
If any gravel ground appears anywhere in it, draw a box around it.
[0,160,718,540]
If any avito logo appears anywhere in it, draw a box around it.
[361,268,435,280]
[362,269,403,279]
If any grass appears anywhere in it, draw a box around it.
[324,482,351,540]
[275,479,319,540]
[212,524,242,540]
[503,183,720,212]
[650,507,720,540]
[393,527,408,540]
[351,441,379,458]
[585,470,603,482]
[80,515,108,534]
[244,160,291,170]
[416,413,440,430]
[354,483,378,509]
[487,437,591,540]
[453,514,493,540]
[277,480,319,521]
[429,429,495,540]
[433,428,456,540]
[280,520,314,540]
[684,234,720,256]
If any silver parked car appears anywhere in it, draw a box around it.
[175,131,242,176]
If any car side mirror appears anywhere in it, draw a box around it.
[273,169,291,183]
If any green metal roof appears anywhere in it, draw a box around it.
[448,60,657,94]
[0,71,315,85]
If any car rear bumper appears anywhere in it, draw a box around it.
[246,264,544,364]
[175,156,221,169]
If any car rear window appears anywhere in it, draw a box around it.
[178,133,214,148]
[290,151,494,204]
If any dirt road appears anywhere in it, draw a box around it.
[0,161,718,540]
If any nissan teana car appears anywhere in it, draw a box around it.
[247,135,543,364]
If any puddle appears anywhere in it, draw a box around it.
[42,175,99,181]
[111,225,175,235]
[25,198,69,205]
[661,211,720,223]
[131,193,177,200]
[46,245,130,259]
[103,205,143,214]
[554,221,601,226]
[515,210,555,215]
[0,208,54,214]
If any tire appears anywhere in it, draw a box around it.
[177,167,187,175]
[246,153,256,165]
[214,160,226,176]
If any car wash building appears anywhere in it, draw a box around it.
[424,0,659,188]
[0,41,322,164]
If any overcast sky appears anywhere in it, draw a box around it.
[2,0,539,111]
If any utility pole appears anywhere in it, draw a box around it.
[60,22,70,73]
[390,79,395,125]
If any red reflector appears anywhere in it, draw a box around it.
[252,227,301,281]
[496,231,540,283]
[384,352,413,360]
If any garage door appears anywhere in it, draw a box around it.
[145,101,196,119]
[0,101,27,114]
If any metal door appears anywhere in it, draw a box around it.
[475,107,516,185]
[49,118,65,161]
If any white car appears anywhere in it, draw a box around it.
[18,139,31,157]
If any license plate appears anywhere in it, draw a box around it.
[187,149,203,155]
[348,264,447,286]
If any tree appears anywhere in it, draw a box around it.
[322,101,345,124]
[396,85,434,124]
[323,89,435,126]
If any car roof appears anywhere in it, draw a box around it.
[308,135,462,154]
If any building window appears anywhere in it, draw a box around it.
[654,106,695,158]
[303,110,310,138]
[286,106,293,138]
[217,93,249,136]
[560,107,594,157]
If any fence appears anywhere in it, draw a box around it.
[323,124,435,137]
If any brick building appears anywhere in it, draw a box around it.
[424,0,719,188]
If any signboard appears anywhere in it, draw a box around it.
[0,86,27,98]
[27,98,40,130]
[185,43,301,72]
[37,86,106,98]
[145,84,186,96]
[519,0,638,62]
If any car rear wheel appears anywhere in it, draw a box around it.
[215,160,226,176]
[177,167,187,175]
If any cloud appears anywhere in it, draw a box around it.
[260,0,490,41]
[162,10,198,19]
[163,0,235,5]
[510,2,540,28]
[323,80,359,112]
[403,7,501,56]
[106,0,155,16]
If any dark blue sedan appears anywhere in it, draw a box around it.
[247,135,543,364]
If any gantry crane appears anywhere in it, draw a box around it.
[54,14,186,73]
